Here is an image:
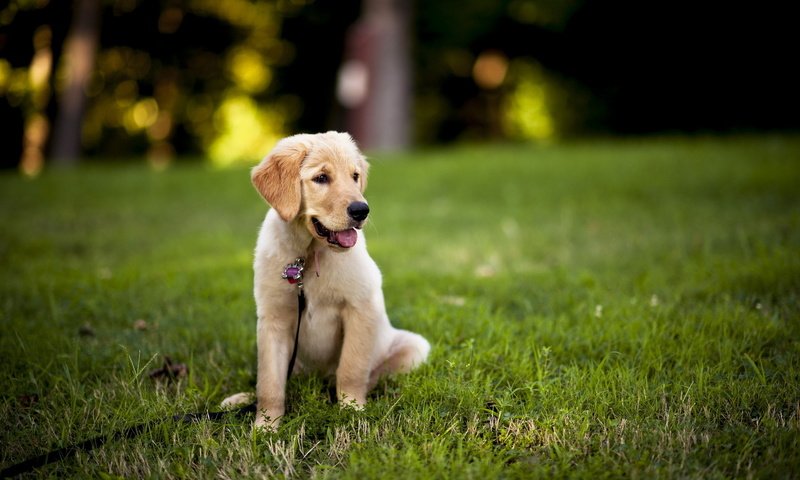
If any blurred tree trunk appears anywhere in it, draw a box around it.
[341,0,411,151]
[50,0,100,166]
[18,26,54,176]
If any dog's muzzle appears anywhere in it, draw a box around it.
[311,202,368,249]
[312,217,359,248]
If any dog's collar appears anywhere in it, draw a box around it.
[282,257,305,289]
[282,250,323,289]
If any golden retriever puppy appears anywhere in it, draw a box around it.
[224,131,430,430]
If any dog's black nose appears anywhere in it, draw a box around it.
[347,202,370,222]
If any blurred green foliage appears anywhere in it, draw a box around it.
[1,0,312,168]
[1,0,594,168]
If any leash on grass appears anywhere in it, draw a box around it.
[2,259,308,478]
[0,402,257,478]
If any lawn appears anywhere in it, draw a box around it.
[1,135,799,478]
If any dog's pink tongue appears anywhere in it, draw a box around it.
[333,228,358,248]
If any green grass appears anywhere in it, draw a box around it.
[1,135,799,478]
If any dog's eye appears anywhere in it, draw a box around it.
[312,174,329,184]
[352,172,360,182]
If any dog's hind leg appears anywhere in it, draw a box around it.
[369,329,430,389]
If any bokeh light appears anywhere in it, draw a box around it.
[502,61,555,141]
[208,94,285,167]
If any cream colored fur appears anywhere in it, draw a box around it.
[223,131,430,430]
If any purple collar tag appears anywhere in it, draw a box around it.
[282,258,305,288]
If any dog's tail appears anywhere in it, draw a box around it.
[220,392,254,409]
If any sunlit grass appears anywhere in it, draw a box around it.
[1,135,799,477]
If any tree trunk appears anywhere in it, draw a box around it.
[50,0,100,166]
[340,0,411,151]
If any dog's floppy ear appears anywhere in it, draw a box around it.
[251,135,310,222]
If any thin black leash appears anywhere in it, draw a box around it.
[282,257,306,381]
[1,259,308,478]
[0,404,257,478]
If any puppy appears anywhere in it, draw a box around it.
[224,131,430,430]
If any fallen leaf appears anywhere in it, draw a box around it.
[148,356,188,382]
[78,324,95,337]
[17,394,39,408]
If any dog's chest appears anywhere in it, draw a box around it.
[295,255,352,370]
[290,245,380,371]
[298,295,343,371]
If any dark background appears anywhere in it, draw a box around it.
[1,0,798,169]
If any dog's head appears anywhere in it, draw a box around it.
[252,131,370,250]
